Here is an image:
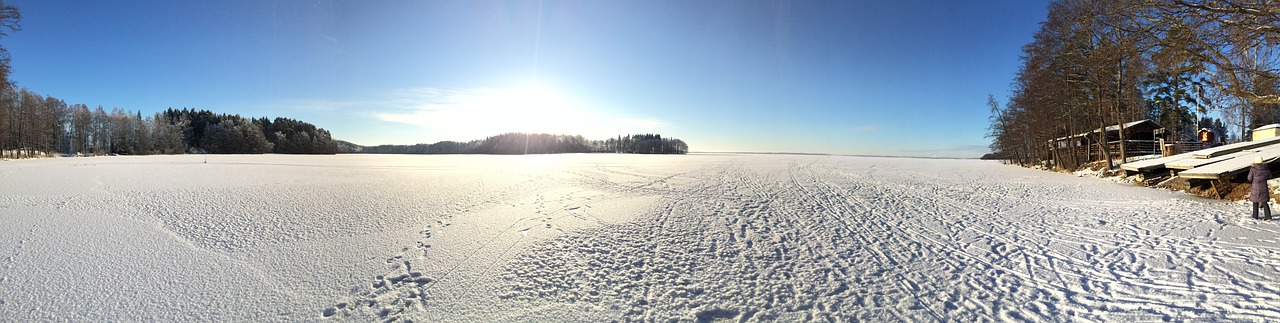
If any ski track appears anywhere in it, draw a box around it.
[2,154,1278,322]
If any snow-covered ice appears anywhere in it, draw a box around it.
[1,154,1278,321]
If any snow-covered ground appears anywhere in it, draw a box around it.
[1,154,1277,321]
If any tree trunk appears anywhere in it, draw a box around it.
[1114,60,1128,166]
[1069,123,1081,169]
[1051,141,1063,170]
[1021,128,1034,166]
[1085,137,1092,163]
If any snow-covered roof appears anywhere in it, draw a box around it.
[1103,119,1155,132]
[1053,119,1161,142]
[1254,124,1280,131]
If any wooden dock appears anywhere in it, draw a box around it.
[1165,150,1253,170]
[1120,136,1280,179]
[1120,152,1194,172]
[1178,144,1280,179]
[1190,136,1280,158]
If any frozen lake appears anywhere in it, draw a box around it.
[1,153,1278,321]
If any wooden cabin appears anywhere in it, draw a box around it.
[1049,119,1175,162]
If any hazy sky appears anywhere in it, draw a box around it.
[6,0,1049,157]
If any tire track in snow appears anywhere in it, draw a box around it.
[724,162,848,320]
[859,167,1170,318]
[804,161,1221,319]
[501,161,859,321]
[784,161,952,321]
[822,164,1079,319]
[840,162,1280,320]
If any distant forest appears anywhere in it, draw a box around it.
[353,133,689,155]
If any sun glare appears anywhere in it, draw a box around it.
[478,83,587,135]
[375,82,669,141]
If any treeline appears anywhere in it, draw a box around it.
[598,134,689,154]
[358,133,588,155]
[988,0,1280,169]
[0,87,184,158]
[355,133,689,155]
[359,140,478,154]
[0,92,338,158]
[0,2,335,159]
[162,108,337,154]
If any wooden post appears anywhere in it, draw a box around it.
[1210,179,1222,199]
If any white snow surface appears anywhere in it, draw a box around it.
[1,153,1278,321]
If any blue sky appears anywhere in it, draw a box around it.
[5,0,1048,157]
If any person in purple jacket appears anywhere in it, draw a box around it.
[1248,156,1272,220]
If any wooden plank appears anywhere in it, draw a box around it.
[1165,149,1253,170]
[1178,144,1280,180]
[1124,136,1280,173]
[1190,135,1280,159]
[1119,152,1195,172]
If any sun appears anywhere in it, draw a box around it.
[479,83,589,135]
[374,82,622,140]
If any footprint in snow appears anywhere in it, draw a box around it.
[694,308,741,323]
[324,270,435,319]
[321,302,347,318]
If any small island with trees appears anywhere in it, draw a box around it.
[348,133,689,155]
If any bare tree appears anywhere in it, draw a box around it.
[0,1,19,87]
[991,0,1279,169]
